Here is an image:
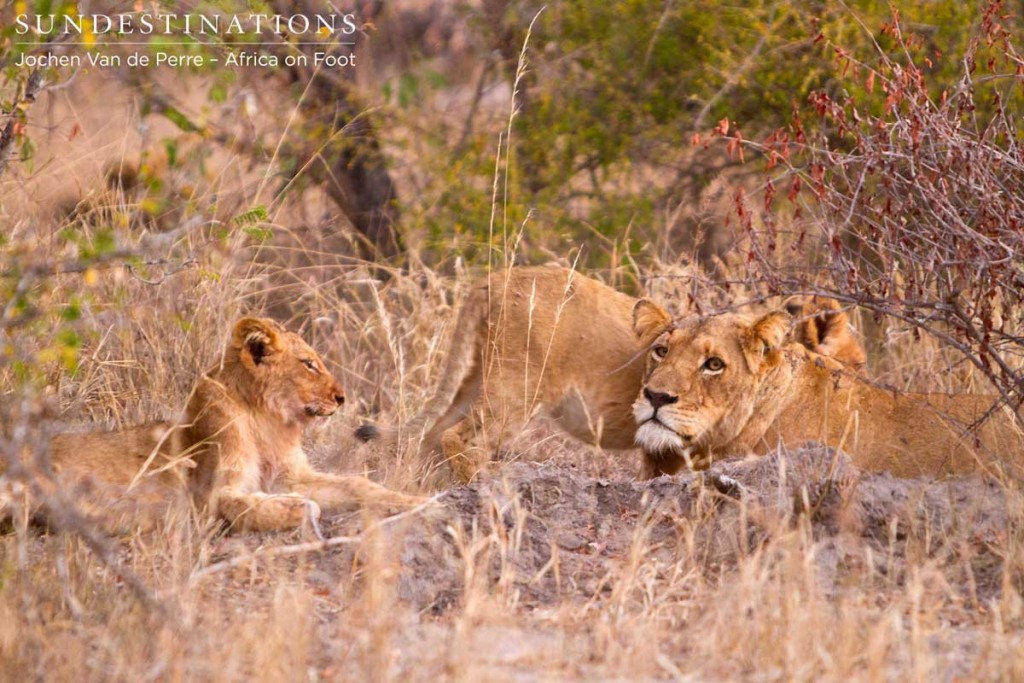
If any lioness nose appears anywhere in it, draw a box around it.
[644,387,678,410]
[334,391,345,406]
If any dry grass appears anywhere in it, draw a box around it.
[3,223,1023,682]
[3,58,1024,683]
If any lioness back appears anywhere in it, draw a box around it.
[364,267,650,462]
[473,267,647,448]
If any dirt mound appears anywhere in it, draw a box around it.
[380,446,1015,612]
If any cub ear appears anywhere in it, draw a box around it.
[232,317,284,366]
[632,300,673,342]
[741,310,791,373]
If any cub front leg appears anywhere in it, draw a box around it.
[287,468,428,515]
[440,417,488,484]
[215,488,321,532]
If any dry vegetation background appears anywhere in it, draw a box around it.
[2,0,1024,680]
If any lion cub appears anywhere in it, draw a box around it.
[7,317,427,533]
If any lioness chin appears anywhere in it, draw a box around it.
[357,266,868,484]
[4,317,428,533]
[632,303,1023,479]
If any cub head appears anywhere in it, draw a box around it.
[785,295,867,374]
[230,317,345,424]
[631,301,790,464]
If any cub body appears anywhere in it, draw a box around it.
[6,318,426,533]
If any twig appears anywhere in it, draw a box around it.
[184,492,446,587]
[125,258,198,286]
[0,253,197,334]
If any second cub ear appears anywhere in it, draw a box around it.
[741,310,791,372]
[232,317,284,366]
[633,300,673,341]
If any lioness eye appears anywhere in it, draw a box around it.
[703,357,725,372]
[302,359,319,373]
[652,345,669,360]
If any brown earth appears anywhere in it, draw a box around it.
[176,440,1017,680]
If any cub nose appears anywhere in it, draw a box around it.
[643,387,678,411]
[334,389,345,406]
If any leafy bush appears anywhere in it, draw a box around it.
[737,0,1024,410]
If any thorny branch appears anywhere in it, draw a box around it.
[695,2,1024,423]
[0,68,44,178]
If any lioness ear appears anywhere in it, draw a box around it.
[232,317,284,366]
[782,296,810,324]
[784,295,845,349]
[633,300,673,341]
[741,310,791,372]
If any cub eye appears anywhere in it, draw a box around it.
[651,345,669,360]
[302,359,319,373]
[703,357,725,372]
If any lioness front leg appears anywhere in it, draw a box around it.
[287,469,428,514]
[640,451,692,480]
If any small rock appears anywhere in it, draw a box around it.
[555,532,588,551]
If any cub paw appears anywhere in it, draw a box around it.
[275,494,321,527]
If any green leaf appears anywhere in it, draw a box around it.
[242,225,273,242]
[162,104,200,132]
[232,205,268,226]
[60,298,81,322]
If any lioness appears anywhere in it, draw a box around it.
[632,303,1023,479]
[5,317,427,533]
[357,267,867,482]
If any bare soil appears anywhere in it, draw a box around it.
[185,441,1017,680]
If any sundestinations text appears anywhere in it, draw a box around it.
[14,13,357,37]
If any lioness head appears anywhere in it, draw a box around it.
[229,317,345,424]
[631,301,790,465]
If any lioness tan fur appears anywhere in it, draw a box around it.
[632,303,1023,479]
[5,317,427,533]
[357,267,868,482]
